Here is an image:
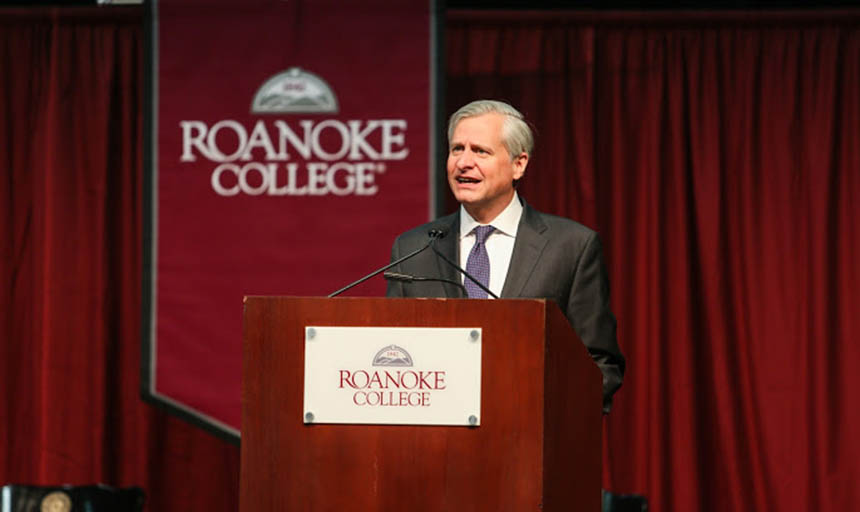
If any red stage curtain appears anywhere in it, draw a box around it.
[447,10,860,512]
[3,7,859,512]
[0,8,238,512]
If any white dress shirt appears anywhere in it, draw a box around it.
[458,193,524,298]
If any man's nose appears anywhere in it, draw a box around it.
[457,149,475,169]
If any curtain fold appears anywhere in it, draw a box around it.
[0,9,239,512]
[447,10,859,512]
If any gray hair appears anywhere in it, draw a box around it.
[447,100,534,160]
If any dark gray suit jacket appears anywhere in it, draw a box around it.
[386,201,625,412]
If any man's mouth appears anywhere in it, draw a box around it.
[456,177,481,184]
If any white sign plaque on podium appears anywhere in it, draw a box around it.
[303,326,482,426]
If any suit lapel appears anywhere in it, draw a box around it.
[501,203,549,298]
[433,212,465,298]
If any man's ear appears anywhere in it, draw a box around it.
[512,153,529,181]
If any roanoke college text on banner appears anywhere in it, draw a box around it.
[143,0,435,438]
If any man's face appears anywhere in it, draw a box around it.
[447,113,528,223]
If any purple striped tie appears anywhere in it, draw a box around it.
[465,225,495,299]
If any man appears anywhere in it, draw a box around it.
[387,100,625,412]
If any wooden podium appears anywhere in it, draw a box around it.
[241,297,602,511]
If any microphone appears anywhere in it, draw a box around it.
[383,271,467,295]
[328,229,446,297]
[429,242,499,299]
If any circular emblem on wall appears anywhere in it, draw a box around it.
[40,491,72,512]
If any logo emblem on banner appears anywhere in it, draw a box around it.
[178,65,410,198]
[251,67,339,114]
[372,344,413,367]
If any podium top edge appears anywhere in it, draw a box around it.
[243,296,551,304]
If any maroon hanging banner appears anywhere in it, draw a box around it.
[143,0,437,439]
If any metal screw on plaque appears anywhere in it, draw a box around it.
[469,330,480,342]
[468,415,478,426]
[305,412,315,423]
[306,327,316,340]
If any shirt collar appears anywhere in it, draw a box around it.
[459,192,523,239]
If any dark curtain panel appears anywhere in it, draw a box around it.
[447,10,860,512]
[0,9,239,512]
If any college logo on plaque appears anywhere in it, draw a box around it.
[303,326,481,426]
[372,344,413,367]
